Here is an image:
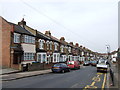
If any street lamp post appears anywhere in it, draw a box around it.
[106,45,111,60]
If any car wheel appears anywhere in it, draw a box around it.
[61,70,65,73]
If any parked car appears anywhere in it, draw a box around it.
[96,59,108,72]
[51,63,70,73]
[83,61,90,66]
[90,61,97,66]
[67,61,80,69]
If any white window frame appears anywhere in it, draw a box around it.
[53,53,60,63]
[23,35,35,44]
[60,45,64,53]
[54,42,58,51]
[61,55,66,61]
[39,39,45,49]
[68,55,72,61]
[37,53,47,63]
[46,40,49,50]
[23,53,35,61]
[14,33,20,43]
[68,47,71,53]
[50,41,53,50]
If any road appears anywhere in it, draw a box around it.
[2,66,107,88]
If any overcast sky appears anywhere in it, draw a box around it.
[0,0,119,53]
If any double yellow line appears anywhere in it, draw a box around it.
[102,73,107,90]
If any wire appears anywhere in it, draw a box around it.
[20,0,99,52]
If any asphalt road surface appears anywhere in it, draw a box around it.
[2,66,107,89]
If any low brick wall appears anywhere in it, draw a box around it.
[27,63,54,71]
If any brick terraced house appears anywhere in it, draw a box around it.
[1,16,95,70]
[1,17,36,69]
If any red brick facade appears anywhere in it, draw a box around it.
[1,17,13,68]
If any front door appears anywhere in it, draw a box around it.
[13,54,21,64]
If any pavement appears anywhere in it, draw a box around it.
[1,69,51,81]
[0,68,21,75]
[107,62,119,89]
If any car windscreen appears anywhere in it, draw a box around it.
[53,64,61,67]
[67,61,74,65]
[99,60,106,64]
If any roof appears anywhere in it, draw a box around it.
[24,25,37,36]
[8,21,35,36]
[50,35,60,43]
[14,24,34,36]
[37,31,51,40]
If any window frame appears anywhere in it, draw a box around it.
[14,33,20,43]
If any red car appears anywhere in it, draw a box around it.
[67,61,80,69]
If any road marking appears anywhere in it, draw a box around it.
[92,77,101,82]
[102,73,106,90]
[97,73,103,75]
[83,72,104,89]
[92,74,101,82]
[84,85,97,89]
[91,81,95,86]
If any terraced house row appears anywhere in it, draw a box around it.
[0,16,97,70]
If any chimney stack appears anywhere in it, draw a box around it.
[60,37,65,41]
[75,43,79,47]
[45,31,51,36]
[69,42,73,46]
[18,18,26,28]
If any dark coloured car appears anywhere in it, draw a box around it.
[51,63,70,73]
[83,61,90,66]
[90,61,97,66]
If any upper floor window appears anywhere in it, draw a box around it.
[39,39,45,49]
[68,47,71,53]
[24,35,35,44]
[14,33,20,43]
[54,42,58,51]
[65,46,68,52]
[82,52,84,56]
[50,41,53,50]
[46,41,49,50]
[60,45,64,53]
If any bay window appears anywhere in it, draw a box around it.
[37,53,47,63]
[23,53,35,61]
